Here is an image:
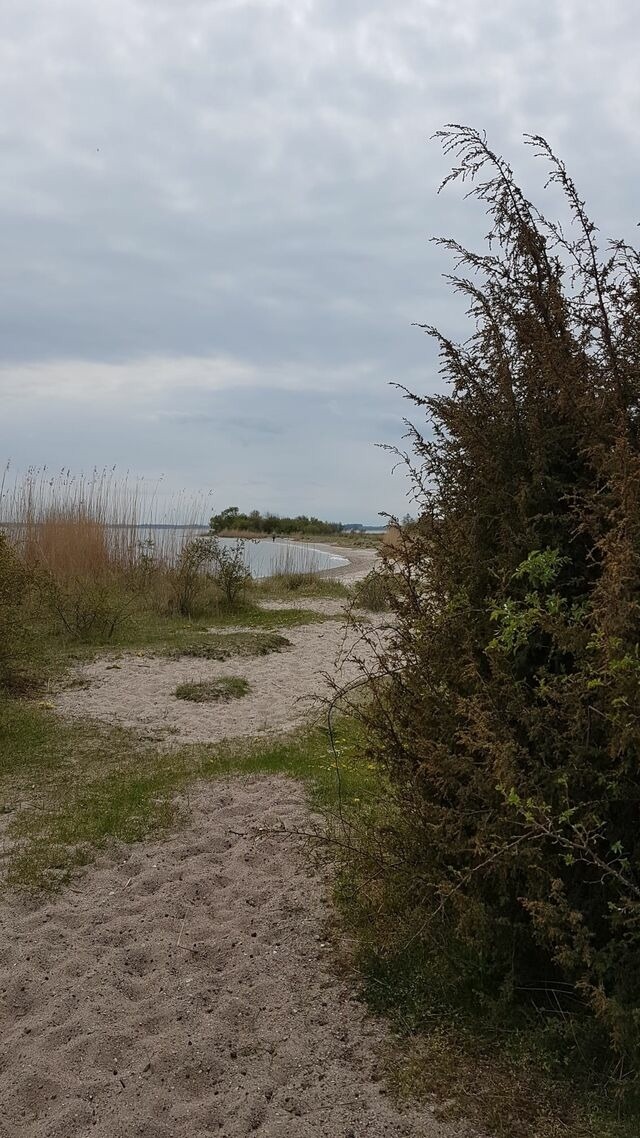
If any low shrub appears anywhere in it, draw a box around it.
[208,537,251,607]
[353,569,389,612]
[42,574,135,643]
[168,536,249,616]
[168,537,220,617]
[175,676,250,703]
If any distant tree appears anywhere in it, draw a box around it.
[210,506,239,533]
[209,507,342,537]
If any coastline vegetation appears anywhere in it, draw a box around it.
[209,504,343,536]
[0,466,344,692]
[4,127,640,1138]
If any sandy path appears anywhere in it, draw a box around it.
[0,778,462,1138]
[55,611,383,746]
[2,545,475,1137]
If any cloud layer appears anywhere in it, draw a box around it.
[1,0,638,519]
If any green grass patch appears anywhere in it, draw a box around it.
[162,631,291,661]
[0,696,373,894]
[210,604,332,630]
[254,575,350,600]
[175,676,250,703]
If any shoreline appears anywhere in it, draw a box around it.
[310,540,378,584]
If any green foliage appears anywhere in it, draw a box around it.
[0,532,31,689]
[168,536,221,617]
[362,127,640,1100]
[42,573,136,642]
[210,505,342,536]
[174,676,250,702]
[169,535,250,614]
[208,536,251,606]
[353,569,390,612]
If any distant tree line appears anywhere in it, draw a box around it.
[209,506,343,536]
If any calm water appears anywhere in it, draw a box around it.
[231,538,349,579]
[140,528,349,579]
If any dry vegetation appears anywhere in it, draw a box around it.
[0,467,323,685]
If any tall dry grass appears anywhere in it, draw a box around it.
[0,465,212,580]
[0,466,217,643]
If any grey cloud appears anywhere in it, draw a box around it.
[1,0,639,516]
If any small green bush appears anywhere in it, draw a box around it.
[353,569,389,612]
[209,537,251,607]
[175,676,250,703]
[168,536,249,616]
[168,537,220,617]
[42,574,134,642]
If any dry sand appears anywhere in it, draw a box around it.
[0,778,467,1138]
[1,546,476,1137]
[54,601,384,747]
[54,543,383,748]
[312,545,378,586]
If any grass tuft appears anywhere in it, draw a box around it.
[163,631,290,661]
[175,676,250,703]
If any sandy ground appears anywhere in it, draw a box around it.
[55,600,384,746]
[1,546,476,1137]
[54,543,383,747]
[314,545,378,586]
[0,778,465,1138]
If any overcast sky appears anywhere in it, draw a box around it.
[1,0,639,523]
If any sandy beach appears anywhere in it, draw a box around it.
[1,777,464,1138]
[0,545,474,1138]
